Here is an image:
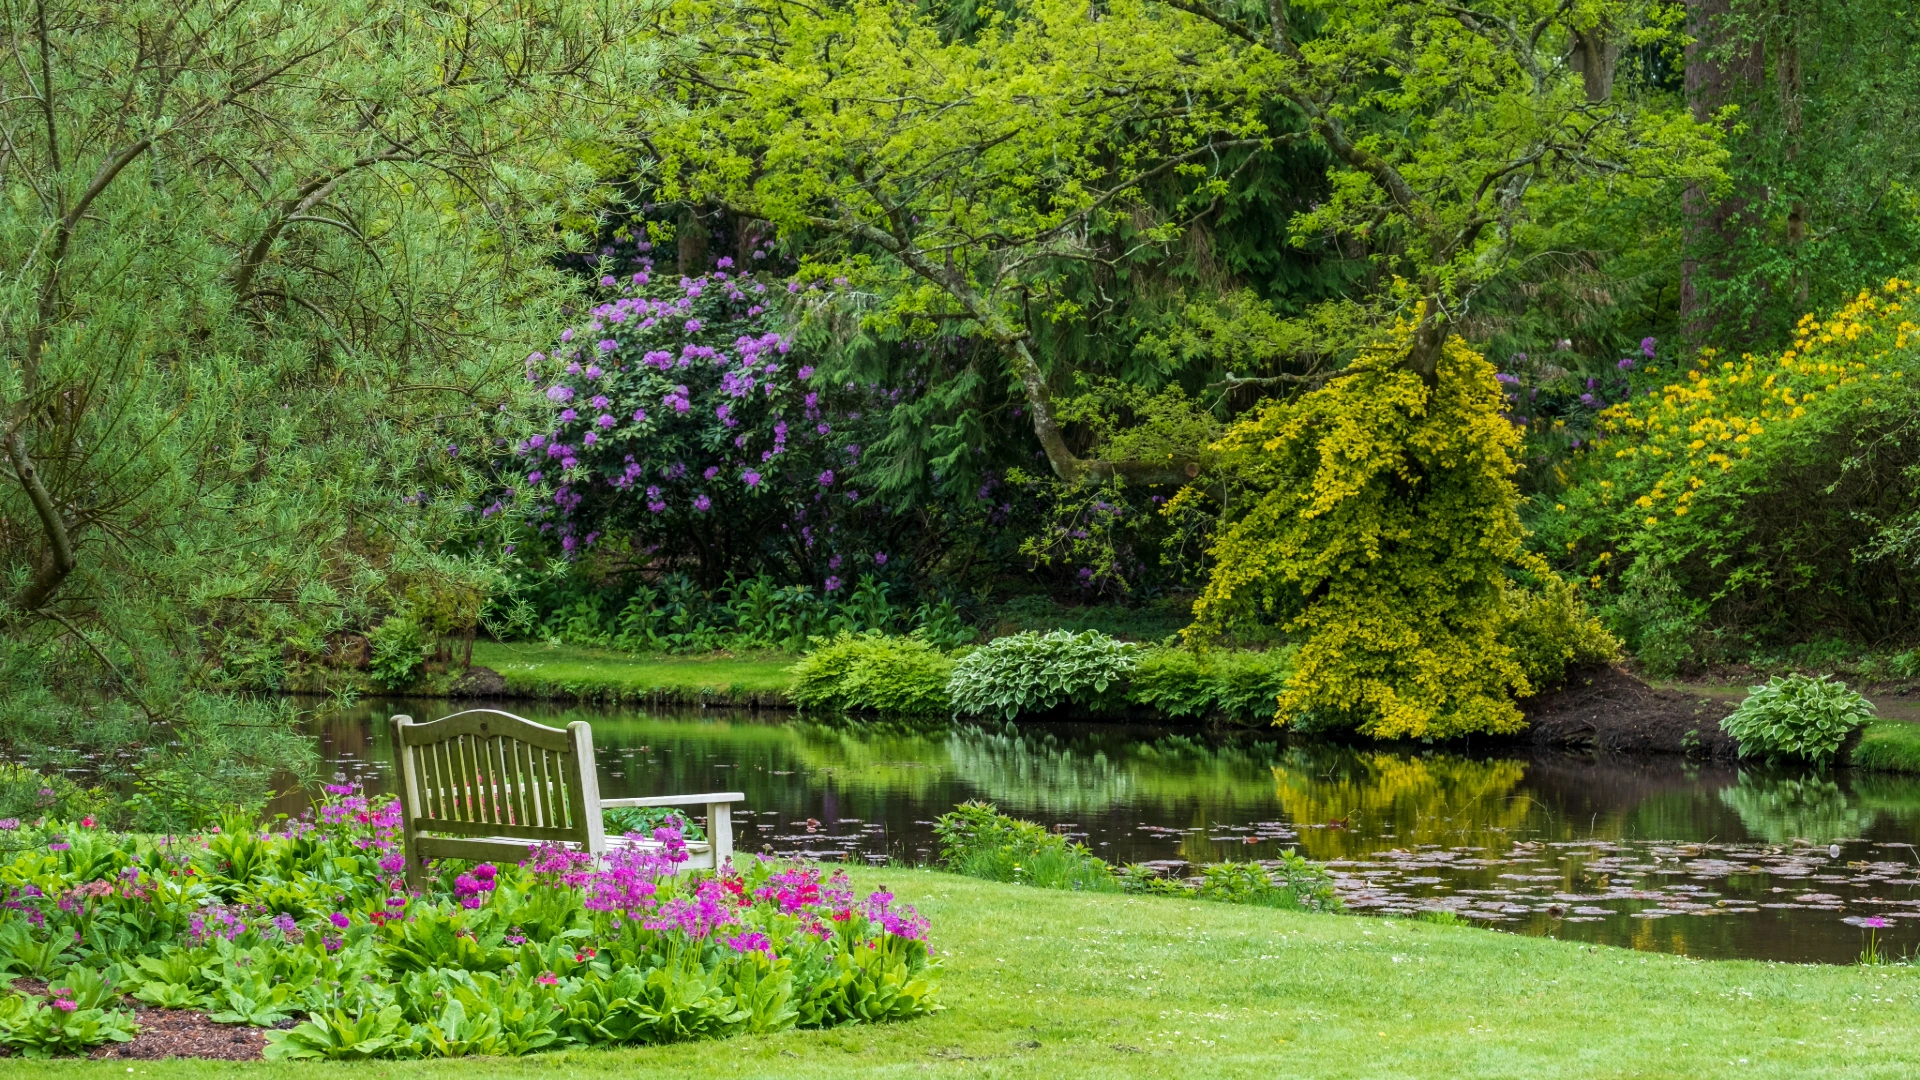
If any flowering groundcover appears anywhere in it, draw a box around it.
[0,788,938,1059]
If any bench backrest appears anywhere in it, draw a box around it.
[390,709,606,852]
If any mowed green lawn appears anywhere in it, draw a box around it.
[468,641,794,702]
[32,867,1920,1079]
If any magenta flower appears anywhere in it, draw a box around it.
[1641,336,1657,358]
[685,319,702,333]
[824,575,842,591]
[693,494,711,512]
[743,471,761,488]
[600,275,616,287]
[818,470,834,486]
[874,551,887,566]
[329,912,351,929]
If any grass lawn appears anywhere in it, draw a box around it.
[1854,716,1920,773]
[35,867,1920,1079]
[467,641,795,705]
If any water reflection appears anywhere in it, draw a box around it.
[289,698,1920,964]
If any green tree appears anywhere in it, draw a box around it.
[1679,0,1920,349]
[657,0,1722,488]
[0,0,655,817]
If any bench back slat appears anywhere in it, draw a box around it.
[393,710,591,845]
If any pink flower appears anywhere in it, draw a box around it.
[329,912,351,929]
[536,971,558,986]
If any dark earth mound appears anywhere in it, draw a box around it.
[1523,665,1737,757]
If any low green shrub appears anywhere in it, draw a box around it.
[1120,856,1341,912]
[1127,647,1294,723]
[368,614,431,689]
[1720,674,1875,767]
[931,801,1117,891]
[1503,576,1619,692]
[937,802,1342,913]
[946,630,1138,720]
[788,632,955,715]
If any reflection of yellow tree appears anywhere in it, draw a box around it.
[1270,749,1534,860]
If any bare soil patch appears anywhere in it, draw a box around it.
[1523,665,1736,757]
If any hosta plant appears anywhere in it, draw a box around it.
[1720,674,1876,767]
[946,630,1139,720]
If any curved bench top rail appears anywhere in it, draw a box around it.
[392,709,576,754]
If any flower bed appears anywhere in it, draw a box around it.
[0,789,938,1059]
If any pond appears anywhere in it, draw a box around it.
[290,698,1920,966]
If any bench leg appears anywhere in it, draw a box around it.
[707,802,733,870]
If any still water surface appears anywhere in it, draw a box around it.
[293,698,1920,965]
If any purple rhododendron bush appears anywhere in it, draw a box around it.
[0,787,938,1059]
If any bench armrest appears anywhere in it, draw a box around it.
[599,792,745,809]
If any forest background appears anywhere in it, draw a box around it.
[0,0,1916,824]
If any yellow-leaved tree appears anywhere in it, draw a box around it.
[1185,325,1613,739]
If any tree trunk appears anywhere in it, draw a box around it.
[1680,0,1765,342]
[1569,22,1623,103]
[676,204,709,276]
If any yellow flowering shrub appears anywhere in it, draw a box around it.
[1544,278,1920,667]
[1186,329,1612,739]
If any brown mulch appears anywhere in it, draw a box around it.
[90,1007,268,1061]
[1522,664,1738,757]
[1,980,268,1061]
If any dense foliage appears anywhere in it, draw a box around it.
[933,802,1340,912]
[0,0,661,817]
[1541,280,1920,670]
[788,634,956,716]
[1720,675,1875,767]
[0,790,938,1059]
[1193,330,1613,738]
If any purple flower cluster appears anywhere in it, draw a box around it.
[509,256,912,590]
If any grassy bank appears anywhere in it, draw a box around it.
[30,867,1920,1079]
[466,641,795,706]
[1852,716,1920,773]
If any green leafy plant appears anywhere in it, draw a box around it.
[602,806,705,842]
[266,1005,418,1061]
[789,632,955,715]
[369,615,431,690]
[946,630,1138,720]
[931,801,1118,892]
[0,970,139,1059]
[1720,674,1876,767]
[1126,647,1294,723]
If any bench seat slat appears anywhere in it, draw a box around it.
[600,793,746,808]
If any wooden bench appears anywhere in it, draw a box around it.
[388,709,743,892]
